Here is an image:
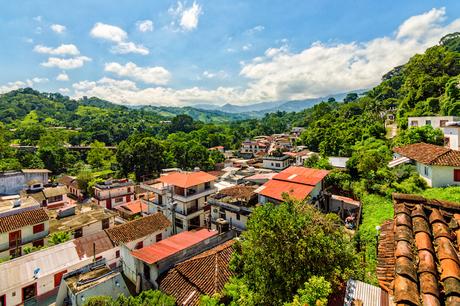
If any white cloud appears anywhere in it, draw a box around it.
[50,24,66,34]
[58,88,70,94]
[90,22,127,43]
[73,8,460,106]
[242,43,252,51]
[0,78,47,94]
[245,25,264,35]
[33,44,80,56]
[169,1,202,31]
[111,42,149,55]
[202,70,229,79]
[33,16,42,22]
[90,22,149,55]
[41,56,91,69]
[104,62,171,84]
[56,72,69,81]
[137,20,154,32]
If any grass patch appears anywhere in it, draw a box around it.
[358,194,393,284]
[420,186,460,203]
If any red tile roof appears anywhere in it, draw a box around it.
[73,230,115,259]
[272,166,329,185]
[105,212,171,245]
[157,171,217,189]
[393,142,460,166]
[159,240,235,306]
[256,179,315,202]
[131,229,218,264]
[117,200,148,214]
[377,194,460,305]
[0,208,49,233]
[255,167,328,202]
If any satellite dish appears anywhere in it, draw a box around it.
[33,268,41,279]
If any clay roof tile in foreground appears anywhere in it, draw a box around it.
[105,212,171,245]
[393,142,460,166]
[159,240,235,306]
[376,194,460,305]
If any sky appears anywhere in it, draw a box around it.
[1,1,460,106]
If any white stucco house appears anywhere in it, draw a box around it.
[407,116,460,150]
[392,142,460,187]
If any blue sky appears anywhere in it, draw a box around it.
[1,1,460,106]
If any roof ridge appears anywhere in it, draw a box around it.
[429,147,454,165]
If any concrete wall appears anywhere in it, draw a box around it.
[0,221,49,257]
[262,158,290,170]
[407,116,459,128]
[415,162,460,187]
[0,172,49,195]
[444,126,460,150]
[72,273,130,306]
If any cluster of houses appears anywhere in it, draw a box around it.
[2,116,460,305]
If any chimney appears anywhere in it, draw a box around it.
[193,167,200,172]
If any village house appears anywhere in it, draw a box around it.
[141,171,217,232]
[407,116,460,150]
[208,185,258,232]
[392,142,460,187]
[0,169,51,196]
[159,239,236,305]
[0,196,49,259]
[49,204,117,239]
[283,150,311,166]
[55,261,130,306]
[0,241,92,306]
[255,166,329,204]
[208,145,225,153]
[377,194,460,305]
[114,199,148,220]
[124,228,233,291]
[57,175,85,201]
[239,139,268,158]
[262,154,291,171]
[94,179,135,209]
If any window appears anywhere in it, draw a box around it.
[236,213,240,221]
[115,250,120,258]
[135,241,143,249]
[102,218,110,230]
[175,218,183,229]
[47,195,63,203]
[425,120,431,126]
[0,294,5,306]
[127,187,131,193]
[114,197,124,204]
[410,120,418,127]
[454,169,460,182]
[205,182,211,190]
[156,233,162,242]
[33,223,45,234]
[9,230,21,248]
[33,239,44,248]
[74,228,83,238]
[275,163,280,167]
[10,248,21,258]
[424,166,429,177]
[22,283,36,303]
[440,120,448,127]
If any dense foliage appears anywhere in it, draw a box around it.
[83,290,175,306]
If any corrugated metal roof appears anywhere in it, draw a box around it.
[388,156,411,168]
[344,279,389,306]
[0,241,91,292]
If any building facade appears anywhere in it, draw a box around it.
[407,116,460,150]
[262,155,291,171]
[0,169,51,196]
[94,179,135,209]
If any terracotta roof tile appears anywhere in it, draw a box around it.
[393,142,460,166]
[157,171,217,189]
[159,240,235,306]
[0,208,49,233]
[377,194,460,305]
[105,212,170,245]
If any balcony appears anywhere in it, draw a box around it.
[173,187,217,202]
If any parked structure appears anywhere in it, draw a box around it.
[208,186,258,232]
[0,197,49,259]
[141,171,217,232]
[159,240,235,305]
[0,169,51,195]
[377,194,460,305]
[255,166,329,204]
[393,142,460,187]
[94,179,135,209]
[55,261,130,306]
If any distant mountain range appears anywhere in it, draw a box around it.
[193,91,362,116]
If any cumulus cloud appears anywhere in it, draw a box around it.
[169,1,202,31]
[90,22,149,55]
[50,24,66,34]
[41,56,91,69]
[58,88,70,94]
[73,8,460,106]
[0,78,47,94]
[104,62,171,85]
[34,44,80,56]
[245,25,265,35]
[202,70,229,79]
[137,20,154,32]
[56,72,69,81]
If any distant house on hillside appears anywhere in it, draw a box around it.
[57,175,84,200]
[407,116,460,150]
[392,142,460,187]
